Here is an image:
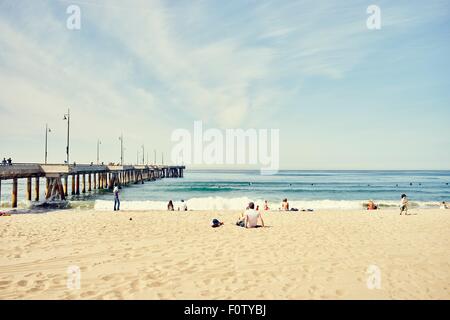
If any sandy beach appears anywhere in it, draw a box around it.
[0,208,449,300]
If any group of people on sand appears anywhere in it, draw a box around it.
[213,198,312,229]
[1,157,12,166]
[367,194,410,215]
[167,200,187,211]
[367,194,449,215]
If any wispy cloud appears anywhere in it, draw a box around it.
[0,0,449,167]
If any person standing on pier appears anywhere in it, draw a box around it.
[113,184,120,211]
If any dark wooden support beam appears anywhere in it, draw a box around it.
[34,177,40,201]
[26,177,32,201]
[12,178,18,208]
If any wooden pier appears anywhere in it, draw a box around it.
[0,164,185,208]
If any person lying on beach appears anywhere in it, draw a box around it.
[167,200,174,211]
[367,200,378,210]
[281,198,289,211]
[211,219,224,228]
[440,201,448,210]
[400,194,409,215]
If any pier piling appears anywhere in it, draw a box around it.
[76,174,80,195]
[71,175,75,195]
[26,177,32,201]
[12,178,18,208]
[35,177,40,201]
[82,174,86,193]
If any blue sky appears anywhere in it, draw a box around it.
[0,0,449,169]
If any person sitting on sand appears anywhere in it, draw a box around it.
[400,194,408,215]
[263,200,269,211]
[243,202,264,228]
[440,201,448,210]
[236,210,246,227]
[167,200,174,211]
[180,199,187,211]
[281,198,289,211]
[367,200,378,210]
[236,202,255,227]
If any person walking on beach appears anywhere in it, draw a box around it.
[400,194,408,215]
[113,184,120,211]
[167,200,174,211]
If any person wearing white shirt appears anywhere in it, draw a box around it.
[180,199,187,211]
[244,202,264,228]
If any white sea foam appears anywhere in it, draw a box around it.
[93,197,440,211]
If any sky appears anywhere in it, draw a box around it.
[0,0,449,169]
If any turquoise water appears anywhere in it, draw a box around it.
[2,170,450,211]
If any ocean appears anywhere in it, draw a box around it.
[2,170,449,211]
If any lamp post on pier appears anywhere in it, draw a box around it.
[44,124,51,164]
[63,108,70,164]
[119,134,124,165]
[97,139,101,164]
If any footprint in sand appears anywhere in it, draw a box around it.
[335,289,344,297]
[146,280,163,288]
[308,285,321,297]
[101,275,114,281]
[80,291,96,298]
[0,280,12,286]
[17,280,28,287]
